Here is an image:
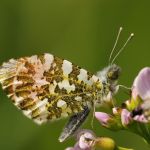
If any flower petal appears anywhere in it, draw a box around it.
[95,112,111,126]
[121,109,132,126]
[65,147,75,150]
[74,142,84,150]
[133,67,150,100]
[78,132,95,149]
[76,129,96,141]
[133,114,148,123]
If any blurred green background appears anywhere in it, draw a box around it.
[0,0,150,150]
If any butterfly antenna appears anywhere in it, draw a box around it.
[109,27,123,64]
[111,33,134,65]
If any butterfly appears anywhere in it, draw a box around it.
[0,27,133,142]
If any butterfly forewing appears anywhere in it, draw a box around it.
[0,53,101,124]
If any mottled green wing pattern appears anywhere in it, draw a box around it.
[0,53,101,124]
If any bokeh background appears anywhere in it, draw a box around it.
[0,0,150,150]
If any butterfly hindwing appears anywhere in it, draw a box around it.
[0,53,101,124]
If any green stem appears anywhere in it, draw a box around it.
[115,146,134,150]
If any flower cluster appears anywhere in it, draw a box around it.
[95,67,150,145]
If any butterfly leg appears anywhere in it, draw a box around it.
[58,106,90,142]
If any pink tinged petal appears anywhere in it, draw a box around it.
[78,132,95,150]
[133,67,150,100]
[65,147,75,150]
[66,143,84,150]
[132,88,139,100]
[133,114,148,123]
[73,142,83,150]
[76,129,96,141]
[65,142,87,150]
[95,112,111,126]
[121,109,132,126]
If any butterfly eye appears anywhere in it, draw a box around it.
[107,70,119,80]
[108,71,113,78]
[107,65,121,81]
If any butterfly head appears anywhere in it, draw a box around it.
[106,64,121,83]
[96,64,121,103]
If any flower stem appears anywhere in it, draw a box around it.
[115,146,134,150]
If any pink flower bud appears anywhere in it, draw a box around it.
[95,112,111,126]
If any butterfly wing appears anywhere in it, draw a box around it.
[0,53,100,124]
